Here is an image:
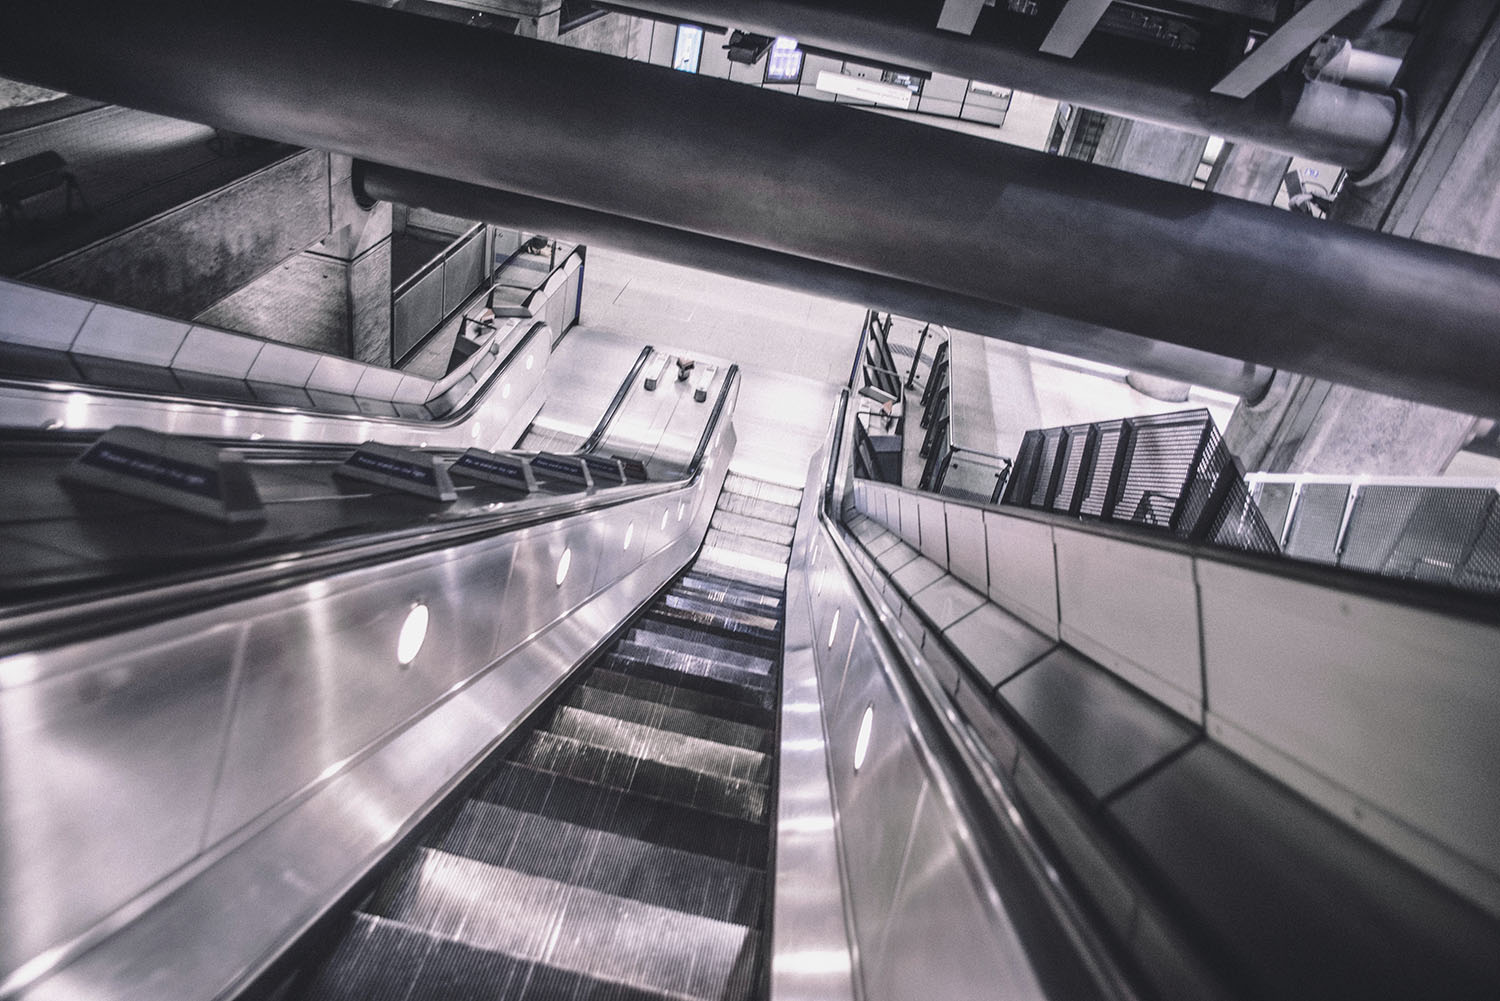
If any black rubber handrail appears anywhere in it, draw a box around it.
[579,344,654,453]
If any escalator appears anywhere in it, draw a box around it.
[288,472,801,1001]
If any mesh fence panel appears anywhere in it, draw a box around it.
[1251,481,1295,543]
[1283,484,1348,565]
[1381,488,1495,585]
[1004,430,1043,506]
[1029,428,1065,508]
[1456,506,1500,594]
[1338,486,1424,573]
[1112,411,1208,532]
[1078,419,1124,518]
[1050,425,1092,515]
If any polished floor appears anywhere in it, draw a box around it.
[530,247,858,488]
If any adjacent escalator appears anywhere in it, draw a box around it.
[290,472,801,1001]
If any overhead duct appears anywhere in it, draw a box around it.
[2,0,1498,415]
[354,161,1276,398]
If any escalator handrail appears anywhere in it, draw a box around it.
[579,345,654,453]
[0,385,733,657]
[687,363,740,470]
[0,314,552,439]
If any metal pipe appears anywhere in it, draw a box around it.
[357,161,1275,397]
[608,0,1398,168]
[3,0,1499,415]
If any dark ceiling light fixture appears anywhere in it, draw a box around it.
[723,30,773,64]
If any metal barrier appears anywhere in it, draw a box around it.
[1003,408,1280,555]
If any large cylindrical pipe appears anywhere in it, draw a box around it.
[356,161,1275,397]
[3,0,1498,415]
[610,0,1398,168]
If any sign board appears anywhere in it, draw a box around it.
[814,70,913,108]
[449,448,537,493]
[335,442,457,502]
[581,454,627,486]
[532,451,592,488]
[63,426,265,523]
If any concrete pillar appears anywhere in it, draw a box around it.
[1225,18,1500,475]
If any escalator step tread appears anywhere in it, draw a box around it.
[679,569,786,601]
[300,912,678,1001]
[547,705,771,784]
[625,628,775,674]
[478,761,768,868]
[715,491,799,527]
[647,602,781,644]
[663,592,782,633]
[516,729,768,822]
[600,649,775,710]
[368,850,759,1001]
[431,798,764,924]
[723,473,803,509]
[703,527,793,565]
[672,577,784,614]
[692,548,788,589]
[585,667,774,729]
[709,508,797,547]
[570,685,771,752]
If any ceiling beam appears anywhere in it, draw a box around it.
[1213,0,1374,97]
[1039,0,1114,58]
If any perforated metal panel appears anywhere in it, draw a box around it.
[1049,425,1091,515]
[1077,419,1124,518]
[1029,427,1065,508]
[1282,484,1348,565]
[1111,411,1208,532]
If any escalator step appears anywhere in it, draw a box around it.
[649,601,781,644]
[478,761,768,868]
[626,626,775,673]
[703,527,793,566]
[585,666,775,729]
[547,706,771,785]
[693,548,788,590]
[569,685,771,752]
[299,912,676,1001]
[709,509,796,547]
[603,647,774,710]
[662,592,781,631]
[432,799,764,924]
[715,491,799,527]
[723,473,803,509]
[368,850,759,1001]
[679,569,786,602]
[673,577,784,615]
[516,730,768,822]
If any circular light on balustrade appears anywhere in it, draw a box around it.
[828,608,840,649]
[661,510,670,530]
[525,353,535,370]
[502,382,512,399]
[624,522,635,551]
[471,423,482,440]
[397,603,429,666]
[677,502,685,522]
[854,704,874,772]
[555,547,572,587]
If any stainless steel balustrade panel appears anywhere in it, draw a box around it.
[869,783,1047,1001]
[898,492,921,548]
[983,510,1059,639]
[916,495,949,566]
[943,603,1057,690]
[911,574,986,630]
[0,623,240,980]
[1052,528,1203,722]
[945,502,987,594]
[1196,559,1500,917]
[19,543,698,1001]
[822,618,931,971]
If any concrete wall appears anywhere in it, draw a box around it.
[25,149,332,321]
